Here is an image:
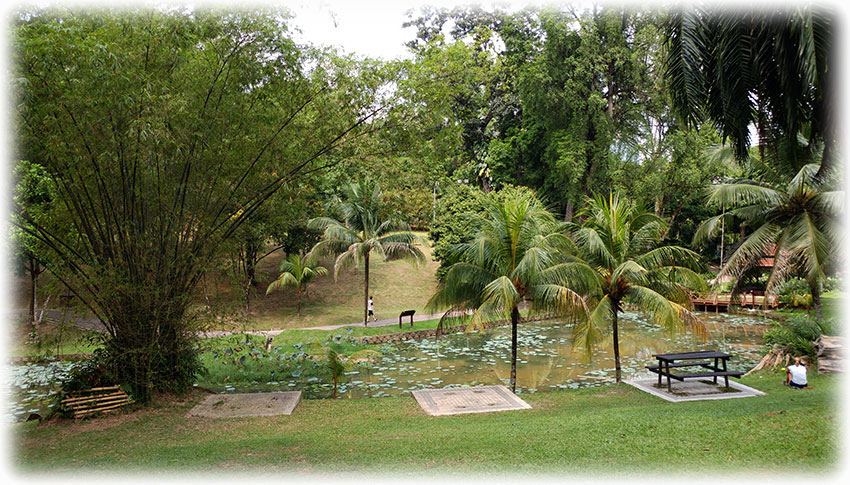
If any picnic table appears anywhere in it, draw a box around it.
[646,350,743,392]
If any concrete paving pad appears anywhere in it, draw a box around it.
[626,378,765,402]
[188,391,301,418]
[411,385,532,416]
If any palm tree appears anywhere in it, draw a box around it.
[694,163,842,321]
[568,193,708,383]
[665,8,834,179]
[427,188,587,393]
[308,179,426,325]
[265,253,327,317]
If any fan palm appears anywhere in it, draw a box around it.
[265,253,327,316]
[568,193,708,383]
[308,179,426,325]
[427,188,587,393]
[694,163,842,321]
[665,7,834,179]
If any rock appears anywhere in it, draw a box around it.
[813,335,843,374]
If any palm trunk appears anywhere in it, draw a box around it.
[296,287,302,317]
[810,278,824,322]
[510,305,519,393]
[363,252,370,326]
[612,299,622,383]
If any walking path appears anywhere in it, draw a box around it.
[197,311,450,338]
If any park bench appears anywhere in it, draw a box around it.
[646,351,744,392]
[399,310,415,329]
[61,385,134,419]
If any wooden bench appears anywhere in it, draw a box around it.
[61,385,134,419]
[399,310,415,329]
[646,351,743,392]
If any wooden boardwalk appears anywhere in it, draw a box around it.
[690,292,778,312]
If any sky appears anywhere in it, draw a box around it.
[282,0,536,60]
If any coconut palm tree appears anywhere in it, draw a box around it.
[308,179,426,325]
[694,163,842,321]
[568,193,708,383]
[427,188,587,393]
[265,253,327,316]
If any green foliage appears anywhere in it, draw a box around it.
[428,186,585,392]
[13,7,390,402]
[266,253,328,316]
[568,193,708,382]
[309,178,426,324]
[762,315,834,358]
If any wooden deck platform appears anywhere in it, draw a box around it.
[690,292,778,312]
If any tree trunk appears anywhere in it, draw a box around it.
[510,305,519,393]
[28,253,38,328]
[296,287,302,317]
[564,201,574,222]
[363,251,370,326]
[612,299,622,383]
[810,278,824,322]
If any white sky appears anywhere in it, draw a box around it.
[281,0,542,60]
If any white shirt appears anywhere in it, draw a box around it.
[368,299,374,311]
[788,364,807,385]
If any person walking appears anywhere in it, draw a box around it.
[367,296,377,322]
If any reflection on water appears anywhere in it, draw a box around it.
[331,311,770,398]
[6,312,772,419]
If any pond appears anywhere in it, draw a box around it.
[5,311,772,420]
[202,311,772,399]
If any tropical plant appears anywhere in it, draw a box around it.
[308,179,426,325]
[665,7,835,179]
[762,314,834,359]
[326,347,346,399]
[265,253,328,317]
[568,193,708,383]
[694,163,842,321]
[427,188,586,393]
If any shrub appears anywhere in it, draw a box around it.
[762,314,834,358]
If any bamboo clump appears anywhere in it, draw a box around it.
[60,385,135,419]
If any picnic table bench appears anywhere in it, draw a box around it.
[646,351,743,392]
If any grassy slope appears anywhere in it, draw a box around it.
[220,235,441,331]
[14,372,839,476]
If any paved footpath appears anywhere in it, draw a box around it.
[198,311,452,339]
[8,308,459,339]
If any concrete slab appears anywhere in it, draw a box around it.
[411,385,532,416]
[188,391,302,418]
[626,377,765,402]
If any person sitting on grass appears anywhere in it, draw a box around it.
[785,357,808,389]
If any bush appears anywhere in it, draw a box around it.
[775,278,813,308]
[762,314,834,358]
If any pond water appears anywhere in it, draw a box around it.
[5,311,772,420]
[329,311,769,398]
[5,360,77,423]
[203,310,771,399]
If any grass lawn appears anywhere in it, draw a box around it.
[13,372,839,477]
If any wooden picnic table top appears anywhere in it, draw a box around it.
[653,350,731,362]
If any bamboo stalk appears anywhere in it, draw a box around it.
[73,401,133,418]
[62,391,126,405]
[68,396,133,410]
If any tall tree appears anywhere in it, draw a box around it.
[427,188,586,392]
[665,7,835,179]
[568,193,708,382]
[12,8,387,401]
[308,179,426,325]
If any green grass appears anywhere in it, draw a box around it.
[772,290,844,322]
[14,372,839,476]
